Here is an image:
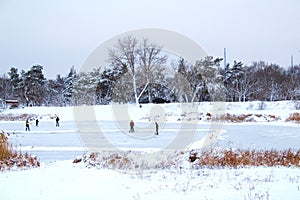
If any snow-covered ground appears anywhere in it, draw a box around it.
[1,160,300,200]
[0,101,300,200]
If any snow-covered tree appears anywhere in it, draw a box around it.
[172,58,195,102]
[137,39,167,103]
[73,68,102,105]
[253,63,285,101]
[236,66,261,102]
[284,65,300,100]
[192,56,224,102]
[224,60,244,101]
[23,65,46,106]
[97,64,127,104]
[108,36,139,104]
[7,67,21,99]
[0,74,10,101]
[63,66,76,105]
[44,75,65,106]
[108,36,168,105]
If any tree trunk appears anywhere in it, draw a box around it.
[132,74,139,105]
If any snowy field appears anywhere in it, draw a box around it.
[0,101,300,200]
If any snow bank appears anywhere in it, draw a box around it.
[1,158,300,200]
[1,101,299,123]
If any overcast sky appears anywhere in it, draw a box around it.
[1,0,300,79]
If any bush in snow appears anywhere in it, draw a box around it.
[77,148,300,171]
[214,113,280,122]
[286,113,300,123]
[189,148,300,168]
[77,150,186,171]
[0,131,40,171]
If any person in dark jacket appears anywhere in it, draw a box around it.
[25,119,30,131]
[155,122,159,135]
[35,119,39,127]
[56,116,60,127]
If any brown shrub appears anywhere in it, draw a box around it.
[286,113,300,123]
[214,113,280,122]
[0,131,40,171]
[0,131,12,161]
[189,148,300,168]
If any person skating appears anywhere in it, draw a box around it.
[129,120,134,133]
[55,116,60,127]
[25,119,30,131]
[155,122,159,135]
[35,119,39,127]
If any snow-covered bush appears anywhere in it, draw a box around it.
[293,101,300,110]
[76,147,300,171]
[189,148,300,168]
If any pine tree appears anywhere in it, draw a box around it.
[63,66,76,105]
[224,61,244,101]
[23,65,46,106]
[45,75,65,106]
[8,67,22,100]
[193,56,224,102]
[73,69,101,105]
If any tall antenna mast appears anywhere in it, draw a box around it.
[224,48,227,69]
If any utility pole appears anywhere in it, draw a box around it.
[291,55,294,67]
[224,48,227,69]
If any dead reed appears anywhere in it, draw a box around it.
[0,131,40,171]
[189,148,300,168]
[286,113,300,123]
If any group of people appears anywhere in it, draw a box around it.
[129,120,159,135]
[25,116,159,135]
[25,116,60,131]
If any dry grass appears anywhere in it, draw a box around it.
[0,131,12,161]
[0,131,40,171]
[189,148,300,168]
[216,113,254,122]
[78,148,300,171]
[213,113,280,122]
[0,113,38,121]
[286,113,300,123]
[82,152,133,170]
[178,112,281,123]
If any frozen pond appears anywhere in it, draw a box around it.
[1,121,299,162]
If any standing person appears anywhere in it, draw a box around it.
[129,120,134,133]
[155,122,159,135]
[25,119,30,131]
[35,119,39,127]
[56,116,60,127]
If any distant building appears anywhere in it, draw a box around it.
[4,100,19,109]
[0,99,4,109]
[296,89,300,100]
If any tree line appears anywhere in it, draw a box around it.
[0,36,299,107]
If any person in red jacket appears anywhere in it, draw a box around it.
[129,120,134,133]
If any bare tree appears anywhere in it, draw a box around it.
[254,64,285,101]
[108,36,139,104]
[234,66,261,102]
[108,36,167,104]
[284,65,300,100]
[0,74,10,101]
[137,39,167,103]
